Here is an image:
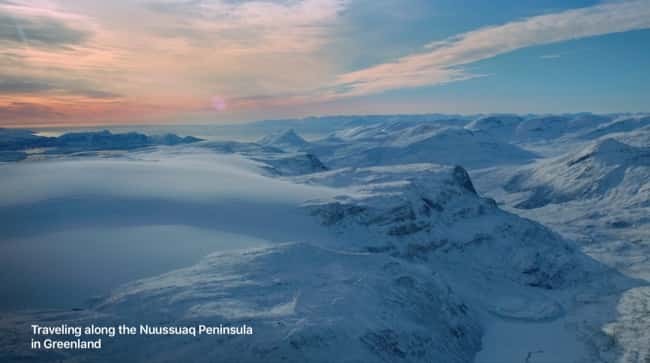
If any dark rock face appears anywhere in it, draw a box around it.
[452,166,477,194]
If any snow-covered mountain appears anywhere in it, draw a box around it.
[503,138,650,209]
[257,129,310,151]
[304,125,537,169]
[0,128,55,160]
[2,113,650,362]
[198,139,326,176]
[56,130,202,150]
[468,127,650,362]
[0,157,630,363]
[464,115,524,140]
[241,114,471,137]
[66,242,481,363]
[513,115,609,142]
[0,128,51,148]
[581,115,650,141]
[465,113,614,144]
[299,164,606,291]
[0,129,202,159]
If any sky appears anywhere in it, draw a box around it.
[0,0,649,126]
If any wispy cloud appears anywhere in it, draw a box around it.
[333,0,650,96]
[0,74,119,98]
[146,0,348,53]
[0,0,94,48]
[540,54,561,59]
[1,0,649,125]
[0,0,350,125]
[0,101,62,120]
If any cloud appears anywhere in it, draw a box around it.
[0,102,62,121]
[0,74,119,98]
[0,76,53,93]
[0,150,338,208]
[540,54,561,59]
[0,3,91,48]
[333,0,650,96]
[2,0,648,125]
[145,0,348,53]
[1,0,350,126]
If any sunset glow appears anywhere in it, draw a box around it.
[1,0,649,126]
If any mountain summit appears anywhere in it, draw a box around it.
[257,129,310,151]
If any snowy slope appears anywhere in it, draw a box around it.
[257,129,310,151]
[1,244,482,363]
[2,115,649,362]
[472,135,650,274]
[513,115,606,142]
[297,164,610,293]
[304,125,537,169]
[465,115,524,140]
[245,114,470,136]
[197,140,327,176]
[0,152,631,363]
[470,131,650,363]
[503,138,650,210]
[465,114,613,144]
[581,116,650,141]
[607,125,650,147]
